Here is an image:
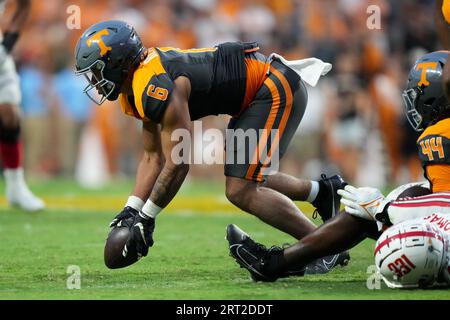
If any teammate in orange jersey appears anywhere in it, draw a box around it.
[0,0,44,211]
[404,51,450,193]
[75,20,349,269]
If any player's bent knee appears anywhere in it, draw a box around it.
[225,177,255,206]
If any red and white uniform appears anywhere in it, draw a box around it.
[387,192,450,226]
[379,183,450,286]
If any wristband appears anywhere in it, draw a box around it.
[141,199,162,219]
[125,195,145,211]
[2,32,19,53]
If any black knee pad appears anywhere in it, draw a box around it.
[0,122,21,143]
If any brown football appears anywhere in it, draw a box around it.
[104,227,139,269]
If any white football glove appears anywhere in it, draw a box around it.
[337,185,388,221]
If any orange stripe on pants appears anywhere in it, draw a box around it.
[257,67,294,181]
[245,76,281,181]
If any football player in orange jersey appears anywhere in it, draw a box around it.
[404,51,450,192]
[75,20,349,267]
[225,51,450,281]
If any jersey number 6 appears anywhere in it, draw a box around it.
[147,85,168,101]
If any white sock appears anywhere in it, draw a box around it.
[306,181,320,203]
[4,168,25,187]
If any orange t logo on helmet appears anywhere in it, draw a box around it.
[86,29,112,57]
[416,62,438,87]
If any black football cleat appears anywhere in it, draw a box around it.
[312,174,347,222]
[226,224,282,282]
[304,251,350,275]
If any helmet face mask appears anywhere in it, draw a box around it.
[76,60,116,105]
[402,87,424,131]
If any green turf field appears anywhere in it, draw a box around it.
[0,179,449,300]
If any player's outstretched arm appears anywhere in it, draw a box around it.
[131,120,164,202]
[108,114,164,229]
[107,119,165,260]
[148,76,191,209]
[116,75,191,219]
[109,77,191,261]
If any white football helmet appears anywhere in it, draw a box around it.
[375,219,449,288]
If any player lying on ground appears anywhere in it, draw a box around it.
[226,50,450,283]
[75,20,349,268]
[227,182,450,288]
[0,0,44,211]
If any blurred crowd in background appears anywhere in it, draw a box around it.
[4,0,446,188]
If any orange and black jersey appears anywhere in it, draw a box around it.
[417,118,450,192]
[119,42,269,123]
